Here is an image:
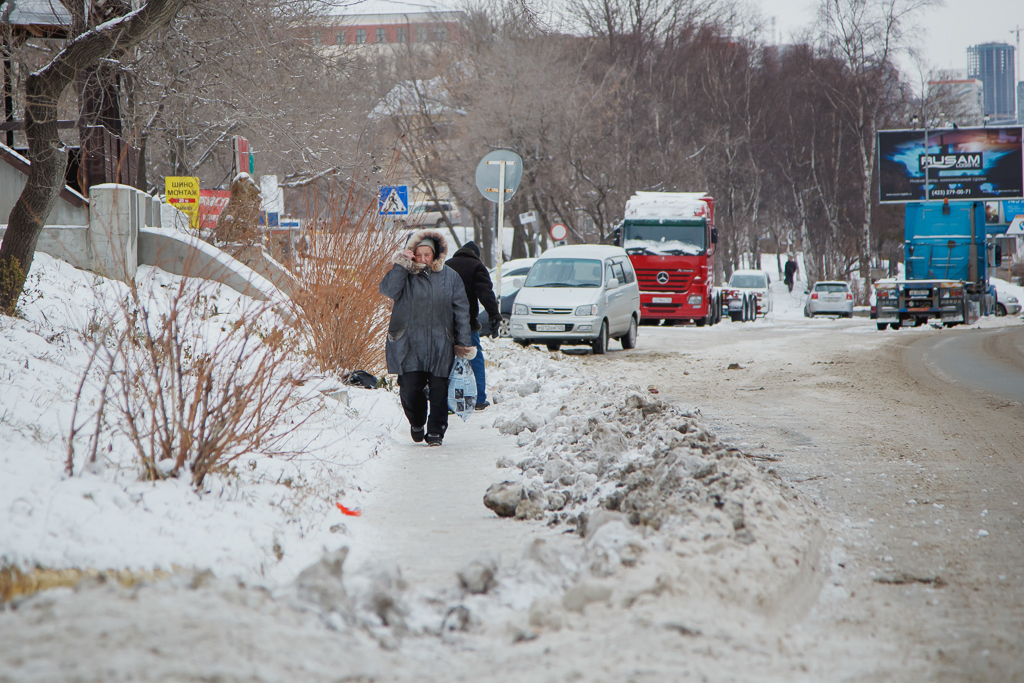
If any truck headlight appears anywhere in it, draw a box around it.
[575,304,598,316]
[513,304,529,316]
[687,294,702,306]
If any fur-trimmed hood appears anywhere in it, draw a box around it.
[392,229,449,273]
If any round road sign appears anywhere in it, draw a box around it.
[550,223,568,241]
[475,150,523,203]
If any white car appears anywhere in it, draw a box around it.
[509,245,641,354]
[400,200,461,228]
[478,258,538,336]
[724,269,772,320]
[489,257,537,297]
[992,278,1023,316]
[804,281,855,317]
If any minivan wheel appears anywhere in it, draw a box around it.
[621,316,638,349]
[592,321,609,355]
[545,342,561,352]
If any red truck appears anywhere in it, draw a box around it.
[612,192,722,326]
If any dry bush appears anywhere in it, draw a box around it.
[66,275,312,488]
[288,186,397,376]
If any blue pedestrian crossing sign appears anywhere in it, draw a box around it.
[378,185,409,216]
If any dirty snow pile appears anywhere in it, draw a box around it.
[473,344,822,616]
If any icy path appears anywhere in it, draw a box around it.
[345,417,538,592]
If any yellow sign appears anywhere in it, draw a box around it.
[165,176,201,229]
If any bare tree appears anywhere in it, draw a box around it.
[0,0,190,314]
[815,0,931,280]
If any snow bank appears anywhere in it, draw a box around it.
[0,253,398,587]
[452,343,824,628]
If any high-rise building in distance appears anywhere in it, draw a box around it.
[967,43,1016,123]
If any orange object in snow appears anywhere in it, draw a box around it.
[337,503,362,517]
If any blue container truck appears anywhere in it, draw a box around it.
[874,200,997,330]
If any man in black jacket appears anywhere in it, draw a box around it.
[446,241,501,410]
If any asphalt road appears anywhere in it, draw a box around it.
[914,326,1024,403]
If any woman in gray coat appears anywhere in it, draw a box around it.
[379,229,476,446]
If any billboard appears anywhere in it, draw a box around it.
[877,126,1023,203]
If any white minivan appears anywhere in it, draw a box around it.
[509,245,641,354]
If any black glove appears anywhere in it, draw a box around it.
[489,316,502,338]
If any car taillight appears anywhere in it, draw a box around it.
[811,292,818,299]
[846,293,853,300]
[755,292,763,299]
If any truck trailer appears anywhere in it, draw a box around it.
[875,200,996,330]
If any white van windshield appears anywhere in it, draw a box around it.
[525,258,603,288]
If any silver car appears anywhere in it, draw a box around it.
[400,200,462,228]
[804,281,854,317]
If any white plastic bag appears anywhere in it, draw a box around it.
[447,357,477,421]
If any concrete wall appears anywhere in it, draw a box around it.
[1,171,293,305]
[230,245,300,297]
[0,225,92,270]
[138,228,283,303]
[88,184,140,281]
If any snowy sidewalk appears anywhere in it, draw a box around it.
[346,415,541,592]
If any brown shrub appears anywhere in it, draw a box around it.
[288,186,397,376]
[67,275,312,488]
[215,173,263,245]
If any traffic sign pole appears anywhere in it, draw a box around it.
[476,150,524,301]
[495,161,506,299]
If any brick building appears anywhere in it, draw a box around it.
[319,1,465,54]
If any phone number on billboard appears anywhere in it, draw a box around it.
[927,189,974,197]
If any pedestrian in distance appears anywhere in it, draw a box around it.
[445,240,500,411]
[379,229,476,447]
[784,256,798,293]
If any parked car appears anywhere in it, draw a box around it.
[804,281,855,317]
[400,200,462,228]
[723,269,772,321]
[509,245,641,354]
[992,278,1023,316]
[478,258,537,337]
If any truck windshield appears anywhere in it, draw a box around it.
[622,220,705,256]
[524,258,603,288]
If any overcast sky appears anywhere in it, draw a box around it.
[755,0,1024,78]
